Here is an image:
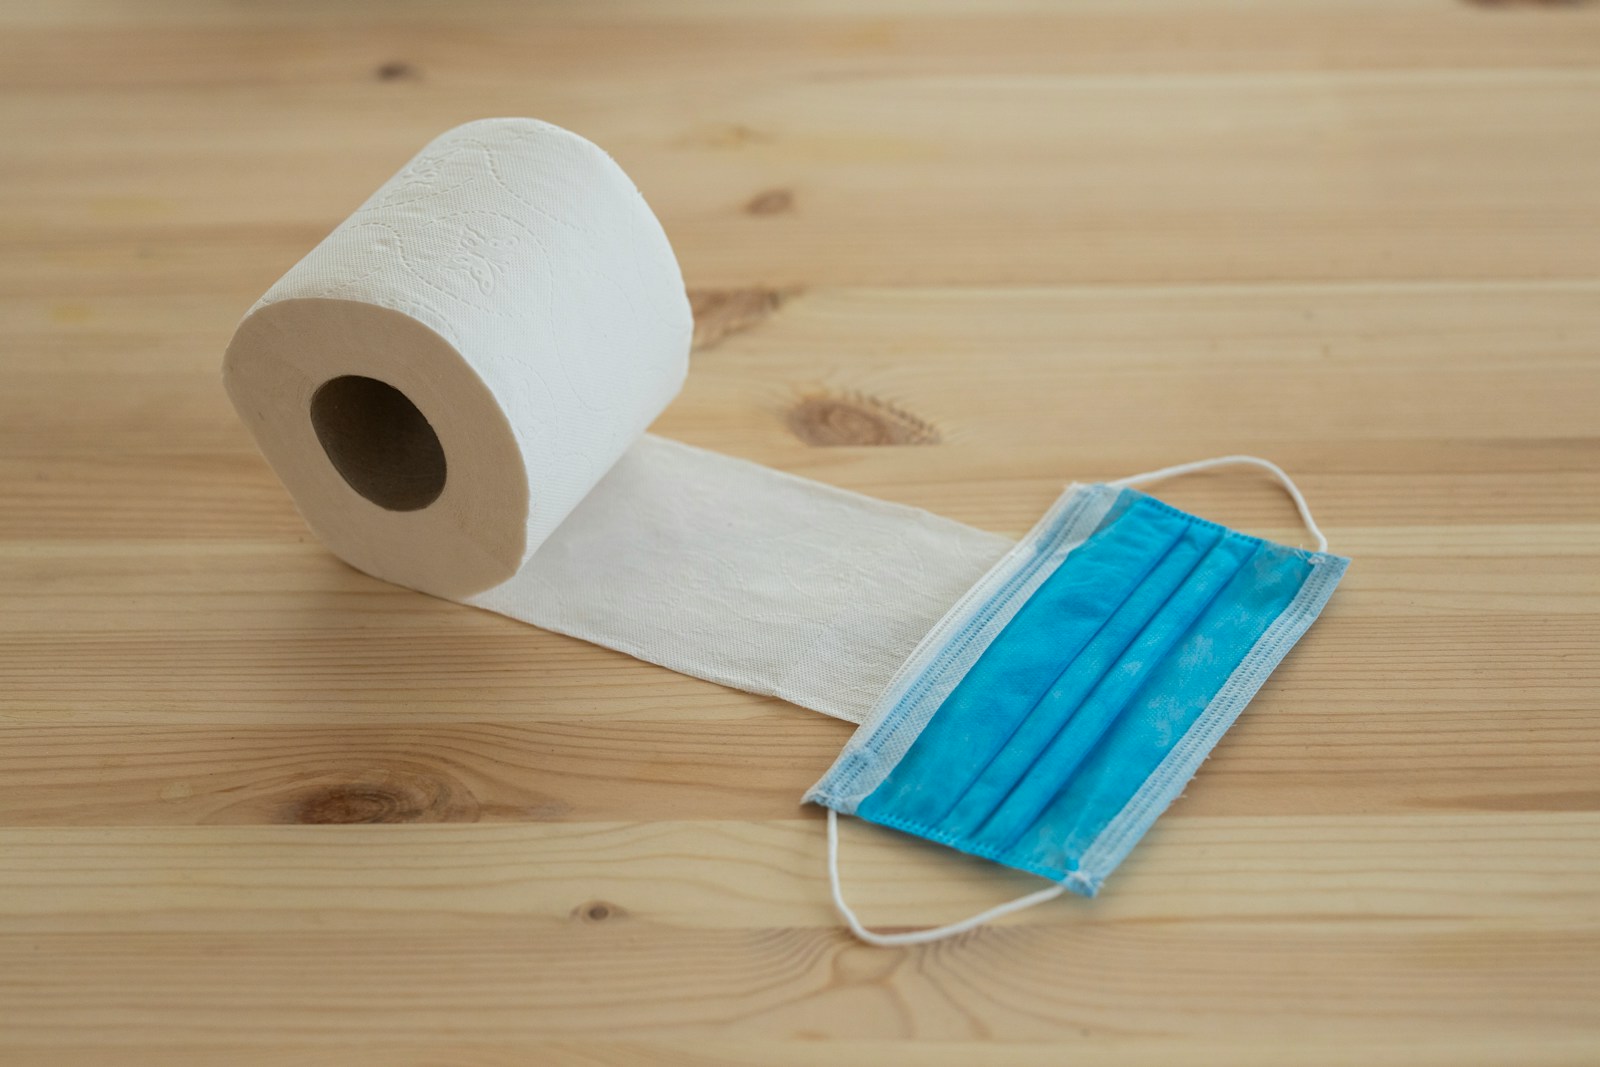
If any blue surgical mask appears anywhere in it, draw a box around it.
[806,456,1348,945]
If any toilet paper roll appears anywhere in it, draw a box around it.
[225,118,1012,722]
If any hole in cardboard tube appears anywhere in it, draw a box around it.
[310,375,447,512]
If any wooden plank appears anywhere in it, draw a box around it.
[4,12,1600,98]
[3,72,1598,287]
[0,818,1595,1051]
[2,649,1596,822]
[5,922,1587,1043]
[0,1042,1596,1067]
[1,815,1596,929]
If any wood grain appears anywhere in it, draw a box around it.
[1,0,1598,1062]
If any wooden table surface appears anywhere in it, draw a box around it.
[3,1,1599,1063]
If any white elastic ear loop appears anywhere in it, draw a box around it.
[826,808,1066,947]
[1108,455,1329,553]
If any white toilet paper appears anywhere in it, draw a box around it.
[225,118,1011,722]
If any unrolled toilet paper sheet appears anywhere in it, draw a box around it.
[475,434,1011,721]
